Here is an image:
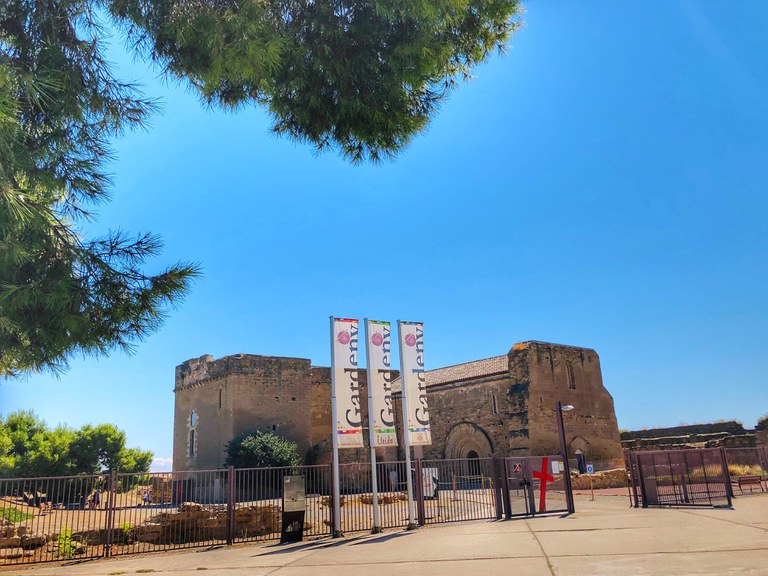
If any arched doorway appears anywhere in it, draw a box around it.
[467,450,481,477]
[444,422,494,459]
[575,449,586,474]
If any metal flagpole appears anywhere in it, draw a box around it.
[364,319,382,533]
[329,316,343,537]
[397,320,417,530]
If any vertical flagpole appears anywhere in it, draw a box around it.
[364,319,382,533]
[397,320,417,529]
[329,316,343,537]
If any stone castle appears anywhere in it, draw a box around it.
[173,341,624,471]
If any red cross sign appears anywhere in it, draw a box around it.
[533,457,555,512]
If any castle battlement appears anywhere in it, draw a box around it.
[175,354,312,391]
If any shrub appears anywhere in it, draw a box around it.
[224,431,300,469]
[1,507,33,523]
[57,528,78,558]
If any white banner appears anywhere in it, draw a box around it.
[365,320,398,447]
[398,321,431,445]
[331,317,364,448]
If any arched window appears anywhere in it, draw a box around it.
[566,362,576,390]
[188,410,198,457]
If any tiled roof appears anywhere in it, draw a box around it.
[392,355,508,392]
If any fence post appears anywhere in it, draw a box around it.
[720,447,734,505]
[329,463,337,536]
[104,471,117,558]
[227,466,235,545]
[628,451,639,508]
[492,456,503,520]
[414,459,425,527]
[501,459,512,520]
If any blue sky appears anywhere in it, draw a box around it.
[2,2,766,471]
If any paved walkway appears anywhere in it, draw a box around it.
[2,494,767,576]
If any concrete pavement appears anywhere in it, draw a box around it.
[2,494,766,576]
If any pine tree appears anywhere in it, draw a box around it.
[1,0,523,375]
[109,0,524,162]
[0,1,199,376]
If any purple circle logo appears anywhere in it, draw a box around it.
[337,331,350,345]
[405,333,417,347]
[371,333,384,346]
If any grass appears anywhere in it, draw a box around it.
[728,464,764,477]
[135,570,156,574]
[0,507,33,523]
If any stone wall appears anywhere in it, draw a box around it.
[621,420,764,450]
[753,417,767,448]
[418,375,520,459]
[231,356,314,457]
[518,342,623,462]
[174,355,234,471]
[621,421,747,441]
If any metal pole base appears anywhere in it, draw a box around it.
[406,523,418,531]
[332,530,345,538]
[371,526,383,534]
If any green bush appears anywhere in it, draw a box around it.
[1,507,33,523]
[224,431,300,469]
[57,527,78,558]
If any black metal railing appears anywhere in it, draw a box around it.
[627,448,732,508]
[0,455,577,566]
[724,446,767,495]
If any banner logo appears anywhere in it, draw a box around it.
[337,331,350,345]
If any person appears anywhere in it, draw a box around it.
[91,489,101,510]
[141,489,149,507]
[389,468,399,493]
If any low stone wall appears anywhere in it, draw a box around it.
[132,502,280,544]
[571,469,628,490]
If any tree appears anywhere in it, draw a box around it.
[0,411,153,477]
[69,424,128,474]
[1,0,522,375]
[110,0,524,162]
[224,430,301,469]
[0,1,200,376]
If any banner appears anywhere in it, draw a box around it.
[398,321,431,445]
[330,317,364,448]
[365,320,398,447]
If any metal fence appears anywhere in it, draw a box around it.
[724,446,767,495]
[627,448,732,508]
[421,457,498,525]
[0,456,573,566]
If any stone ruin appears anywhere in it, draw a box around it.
[131,502,281,544]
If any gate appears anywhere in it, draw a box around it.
[627,448,732,508]
[500,455,573,518]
